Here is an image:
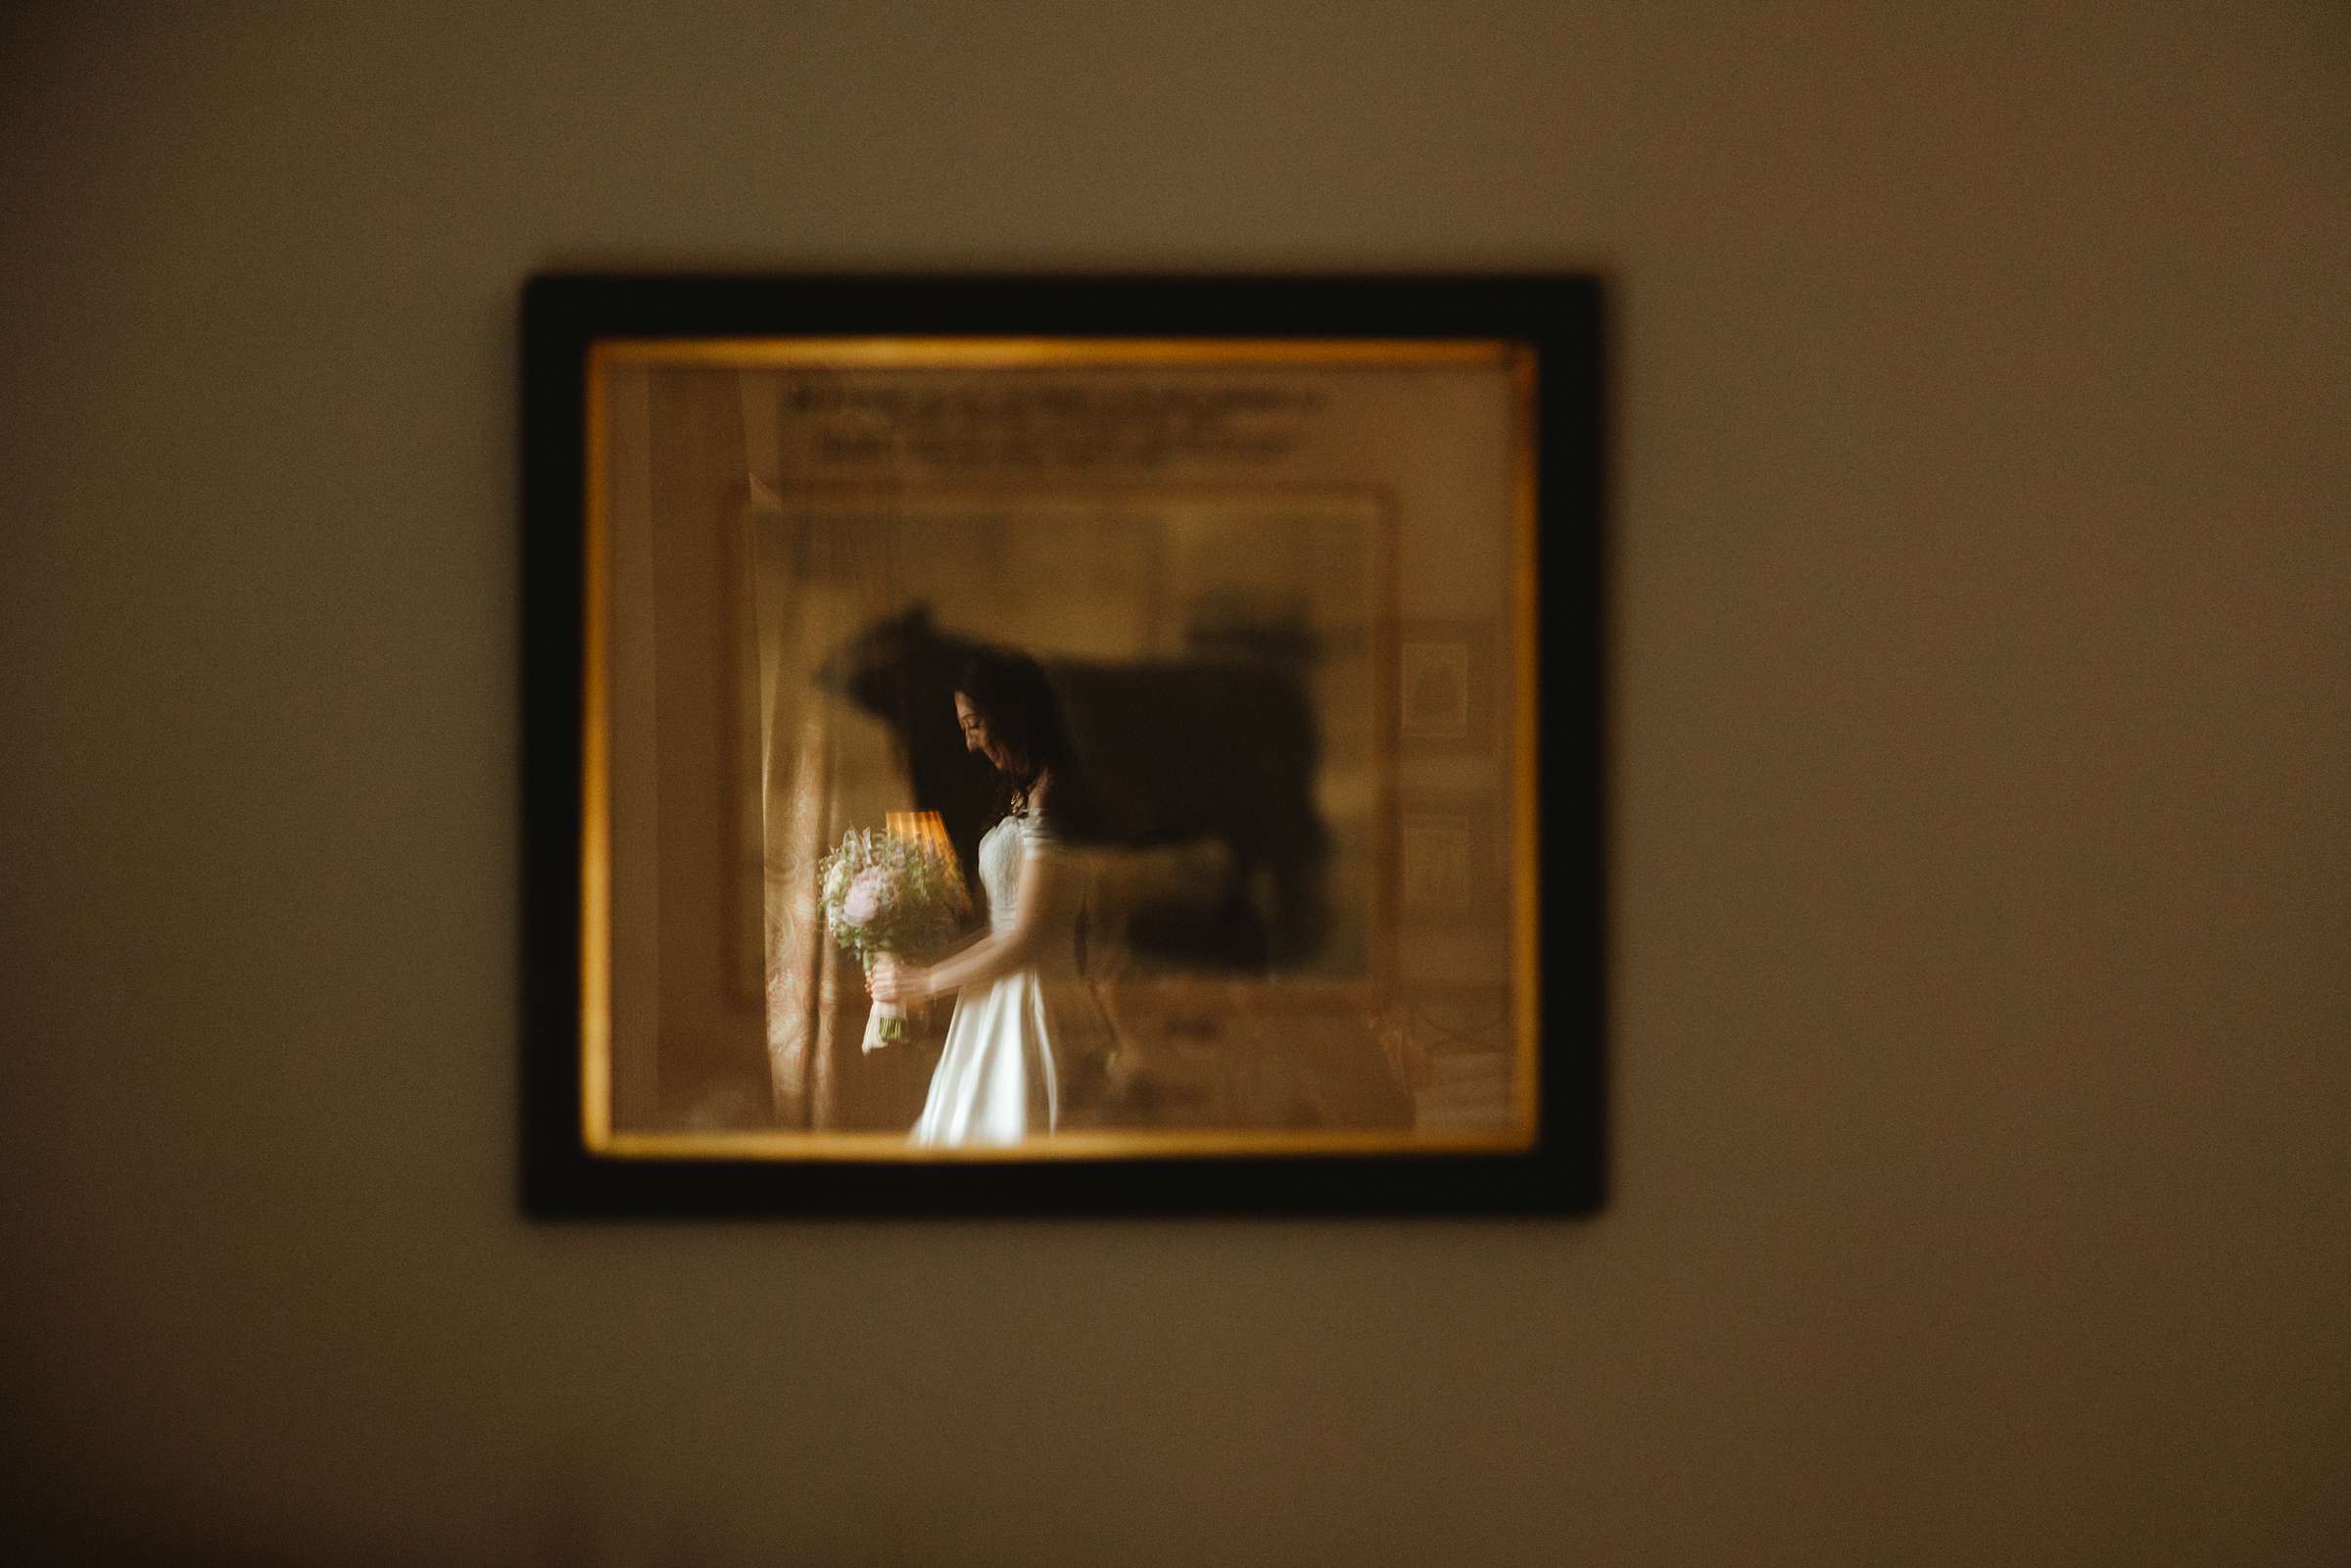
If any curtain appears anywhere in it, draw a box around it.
[745,379,931,1130]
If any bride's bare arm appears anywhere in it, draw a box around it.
[869,846,1075,1003]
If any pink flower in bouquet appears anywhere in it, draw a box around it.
[841,865,900,927]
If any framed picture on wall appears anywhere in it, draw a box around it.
[1396,619,1501,756]
[521,273,1605,1214]
[1397,791,1511,926]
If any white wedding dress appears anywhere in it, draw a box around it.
[910,813,1100,1146]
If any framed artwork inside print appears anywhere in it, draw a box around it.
[520,273,1605,1214]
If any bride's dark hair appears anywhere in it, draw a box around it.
[954,646,1098,836]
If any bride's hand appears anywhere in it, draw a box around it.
[867,956,919,1004]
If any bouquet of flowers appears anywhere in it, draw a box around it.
[818,819,968,1043]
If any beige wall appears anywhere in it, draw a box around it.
[2,3,2344,1562]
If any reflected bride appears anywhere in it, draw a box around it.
[865,647,1114,1146]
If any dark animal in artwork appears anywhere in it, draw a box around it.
[816,605,1331,971]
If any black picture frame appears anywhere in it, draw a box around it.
[521,272,1607,1216]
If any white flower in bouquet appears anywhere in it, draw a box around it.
[840,865,900,927]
